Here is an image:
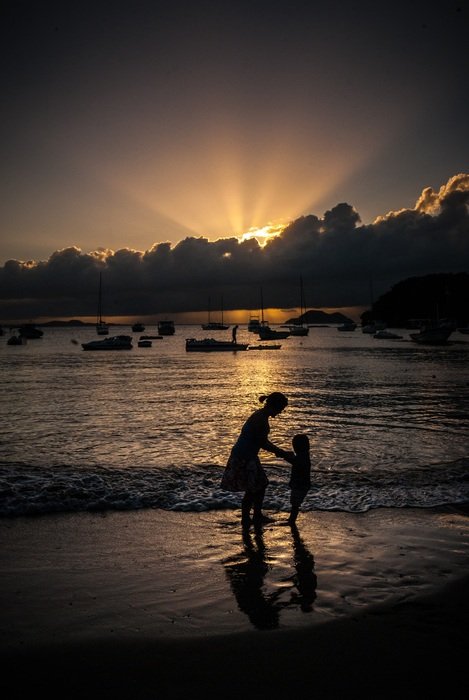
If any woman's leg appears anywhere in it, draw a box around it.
[252,487,266,521]
[241,491,254,523]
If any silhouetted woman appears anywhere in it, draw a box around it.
[221,392,288,526]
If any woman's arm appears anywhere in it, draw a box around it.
[246,411,286,456]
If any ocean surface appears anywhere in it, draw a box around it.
[1,323,468,517]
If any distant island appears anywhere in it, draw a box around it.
[41,320,99,327]
[285,309,353,325]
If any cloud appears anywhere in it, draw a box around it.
[1,174,468,320]
[414,174,469,215]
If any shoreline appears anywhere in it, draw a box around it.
[2,506,469,697]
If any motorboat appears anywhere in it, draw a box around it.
[137,339,152,347]
[158,320,175,335]
[18,324,43,338]
[202,321,229,330]
[7,335,26,345]
[185,338,248,352]
[82,335,133,351]
[139,335,163,340]
[362,322,386,334]
[373,330,403,339]
[132,322,145,332]
[255,287,290,340]
[287,324,309,336]
[409,326,453,345]
[337,322,357,332]
[247,315,262,333]
[258,323,290,340]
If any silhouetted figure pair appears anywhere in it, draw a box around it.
[221,392,288,526]
[223,523,317,629]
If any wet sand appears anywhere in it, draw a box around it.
[1,507,468,698]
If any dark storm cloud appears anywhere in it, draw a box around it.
[1,175,468,320]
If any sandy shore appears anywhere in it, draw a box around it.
[1,507,469,698]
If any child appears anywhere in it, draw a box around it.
[281,434,311,524]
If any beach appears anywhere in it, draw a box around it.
[1,506,468,698]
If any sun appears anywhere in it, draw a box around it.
[239,221,287,247]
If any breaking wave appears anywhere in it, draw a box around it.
[1,458,468,517]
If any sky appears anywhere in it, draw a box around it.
[1,0,468,322]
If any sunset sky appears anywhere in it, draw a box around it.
[1,1,468,321]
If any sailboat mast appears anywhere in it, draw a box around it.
[300,275,305,320]
[98,272,103,323]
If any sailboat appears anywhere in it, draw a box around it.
[96,272,109,335]
[258,288,290,340]
[201,296,229,330]
[409,305,453,345]
[287,276,309,336]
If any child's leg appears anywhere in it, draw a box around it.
[288,505,299,523]
[288,488,307,523]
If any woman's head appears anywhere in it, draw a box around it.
[259,392,288,416]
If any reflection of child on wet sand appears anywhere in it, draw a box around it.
[281,434,311,524]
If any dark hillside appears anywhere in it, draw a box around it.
[361,273,469,327]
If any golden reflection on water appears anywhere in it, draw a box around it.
[1,325,468,473]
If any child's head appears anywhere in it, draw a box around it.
[292,433,309,454]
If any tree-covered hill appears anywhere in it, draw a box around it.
[361,273,469,328]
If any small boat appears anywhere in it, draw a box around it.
[337,322,357,332]
[139,335,163,340]
[96,273,109,335]
[287,324,309,336]
[201,296,229,330]
[158,320,175,335]
[185,338,248,352]
[248,344,281,350]
[373,330,403,339]
[7,335,25,345]
[286,276,309,336]
[82,335,133,351]
[138,339,152,347]
[18,324,43,339]
[362,322,386,334]
[258,323,290,340]
[132,322,145,332]
[247,315,261,333]
[257,287,290,340]
[409,326,453,345]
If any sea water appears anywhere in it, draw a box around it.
[1,324,468,516]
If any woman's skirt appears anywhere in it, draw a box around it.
[220,453,268,493]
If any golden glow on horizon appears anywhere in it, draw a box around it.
[29,306,364,326]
